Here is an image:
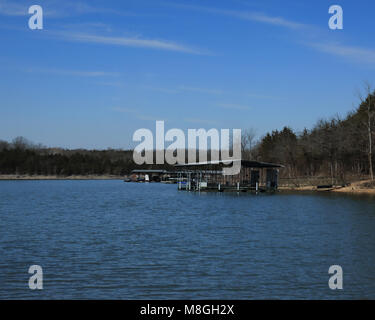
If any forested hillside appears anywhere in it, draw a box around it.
[0,138,136,176]
[1,89,374,181]
[250,87,375,182]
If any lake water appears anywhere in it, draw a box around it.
[0,180,375,299]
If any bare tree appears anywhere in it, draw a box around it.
[241,128,257,160]
[357,81,375,180]
[12,136,33,150]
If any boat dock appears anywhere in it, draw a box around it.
[175,160,284,192]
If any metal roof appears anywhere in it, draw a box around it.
[174,160,284,168]
[131,169,167,173]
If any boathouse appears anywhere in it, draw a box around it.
[175,160,284,192]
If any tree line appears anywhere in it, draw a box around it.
[1,86,374,181]
[243,85,375,183]
[0,137,136,176]
[0,137,174,176]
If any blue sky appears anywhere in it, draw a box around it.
[1,0,375,149]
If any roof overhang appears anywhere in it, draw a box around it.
[131,170,167,173]
[174,159,284,169]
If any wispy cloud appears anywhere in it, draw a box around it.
[46,0,137,18]
[239,11,306,30]
[166,3,308,30]
[0,0,136,17]
[168,2,375,67]
[0,2,207,55]
[25,67,120,77]
[55,31,208,55]
[306,42,375,65]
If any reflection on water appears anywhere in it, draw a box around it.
[0,180,375,299]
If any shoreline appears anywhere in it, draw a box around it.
[279,184,375,195]
[1,175,375,195]
[0,174,124,180]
